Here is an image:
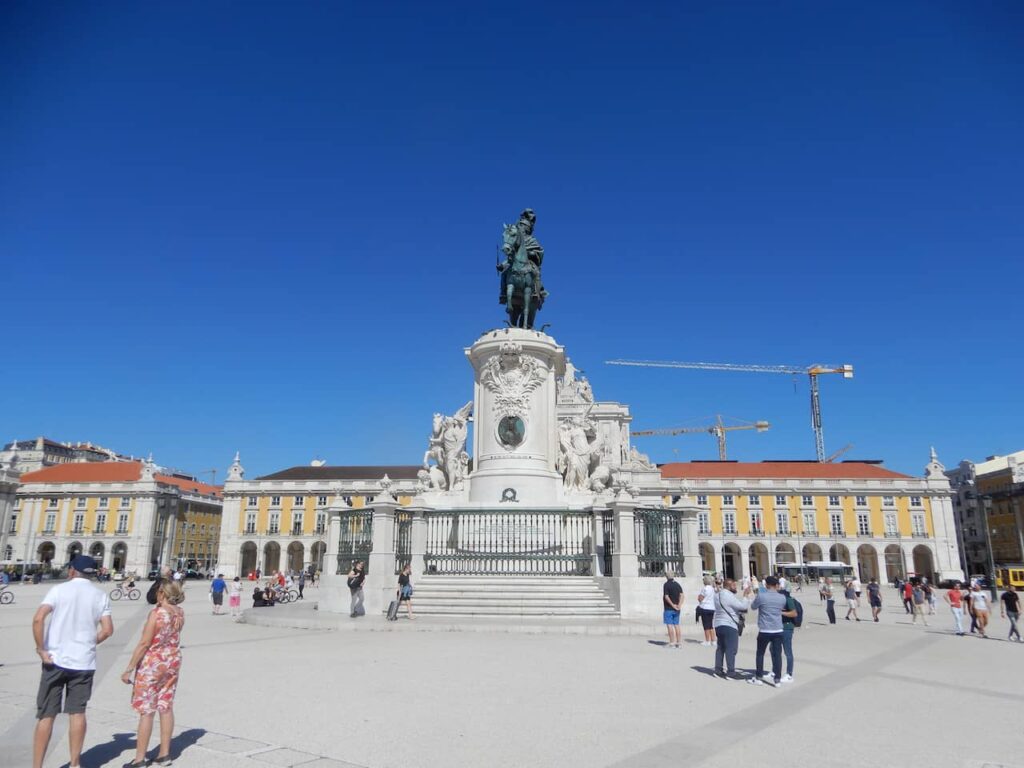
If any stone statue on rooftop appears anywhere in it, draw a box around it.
[497,208,547,329]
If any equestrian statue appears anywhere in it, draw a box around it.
[497,208,547,330]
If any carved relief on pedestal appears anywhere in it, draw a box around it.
[479,341,548,421]
[556,416,610,492]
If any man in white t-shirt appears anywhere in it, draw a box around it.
[31,555,114,768]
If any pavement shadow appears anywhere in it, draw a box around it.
[69,727,206,767]
[647,640,670,647]
[690,665,717,678]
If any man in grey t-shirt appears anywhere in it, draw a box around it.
[748,576,793,687]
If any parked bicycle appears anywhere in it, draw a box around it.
[0,586,14,605]
[110,585,141,601]
[273,586,299,604]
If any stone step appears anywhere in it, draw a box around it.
[403,574,618,618]
[413,596,614,607]
[414,583,605,594]
[410,606,619,616]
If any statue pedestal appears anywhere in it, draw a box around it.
[466,328,565,507]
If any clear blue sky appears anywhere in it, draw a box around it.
[2,2,1022,479]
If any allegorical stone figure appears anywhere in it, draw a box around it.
[497,208,547,329]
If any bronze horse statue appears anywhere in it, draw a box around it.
[499,222,544,329]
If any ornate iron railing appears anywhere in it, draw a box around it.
[634,507,684,577]
[336,509,373,575]
[424,509,594,575]
[394,510,412,574]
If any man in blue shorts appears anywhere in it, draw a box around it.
[663,571,684,648]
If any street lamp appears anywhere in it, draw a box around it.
[981,495,998,600]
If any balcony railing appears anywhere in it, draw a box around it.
[884,532,901,538]
[290,526,303,536]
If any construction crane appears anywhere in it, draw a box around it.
[606,359,854,462]
[631,415,770,460]
[825,443,854,463]
[200,469,217,485]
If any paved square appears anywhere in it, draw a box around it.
[1,582,1021,768]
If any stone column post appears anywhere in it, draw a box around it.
[364,494,399,616]
[675,496,701,583]
[317,502,349,614]
[590,504,609,577]
[610,494,638,578]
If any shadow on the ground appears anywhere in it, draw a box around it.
[69,727,206,767]
[647,640,670,647]
[690,665,717,678]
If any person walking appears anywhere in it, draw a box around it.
[120,579,185,768]
[822,577,836,624]
[31,555,114,768]
[779,588,800,684]
[747,576,792,687]
[297,570,306,600]
[228,576,244,620]
[844,580,860,621]
[925,581,937,615]
[867,578,883,622]
[697,576,717,647]
[209,573,226,615]
[397,564,414,620]
[662,571,683,648]
[969,583,990,637]
[902,580,914,614]
[944,582,965,635]
[347,561,366,618]
[1000,584,1021,642]
[911,582,929,626]
[852,575,862,601]
[712,578,751,679]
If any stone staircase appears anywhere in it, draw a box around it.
[407,575,619,618]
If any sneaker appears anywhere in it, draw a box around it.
[746,676,765,686]
[779,674,794,684]
[712,670,728,680]
[700,641,710,647]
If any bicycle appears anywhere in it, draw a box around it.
[110,585,141,601]
[0,586,14,605]
[273,587,299,604]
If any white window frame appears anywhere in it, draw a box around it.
[855,495,867,507]
[723,511,737,535]
[44,512,57,532]
[910,496,922,507]
[291,511,304,535]
[828,495,841,507]
[271,496,281,507]
[883,495,895,507]
[774,495,787,506]
[315,512,326,535]
[76,497,87,508]
[269,512,280,535]
[98,496,109,508]
[72,512,84,534]
[8,512,18,533]
[95,512,107,533]
[248,496,258,507]
[245,512,257,535]
[698,511,710,535]
[802,511,816,534]
[801,495,813,506]
[293,495,304,507]
[830,512,844,535]
[857,512,870,536]
[696,494,708,506]
[317,496,328,507]
[748,494,760,506]
[776,511,789,535]
[884,514,898,535]
[722,494,734,506]
[749,511,763,534]
[912,514,926,536]
[117,513,129,533]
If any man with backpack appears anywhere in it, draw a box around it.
[780,587,803,684]
[747,576,797,687]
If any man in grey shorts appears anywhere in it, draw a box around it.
[31,555,114,768]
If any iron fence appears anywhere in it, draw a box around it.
[634,507,684,577]
[601,511,615,577]
[336,509,373,575]
[424,509,594,575]
[394,510,412,574]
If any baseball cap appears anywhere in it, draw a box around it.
[69,555,98,574]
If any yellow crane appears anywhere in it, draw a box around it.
[606,359,854,462]
[631,415,770,460]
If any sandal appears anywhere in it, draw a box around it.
[122,759,150,768]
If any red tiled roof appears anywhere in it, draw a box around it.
[20,462,144,484]
[659,461,912,480]
[19,462,222,497]
[155,474,222,498]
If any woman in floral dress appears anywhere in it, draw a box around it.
[121,579,185,767]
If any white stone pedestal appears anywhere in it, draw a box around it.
[466,328,566,506]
